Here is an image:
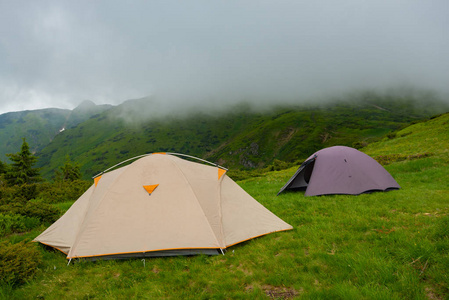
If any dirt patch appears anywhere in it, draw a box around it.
[374,152,433,165]
[278,127,298,146]
[425,286,442,300]
[237,264,253,276]
[262,285,301,299]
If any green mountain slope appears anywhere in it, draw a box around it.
[364,112,449,158]
[0,108,70,158]
[0,101,112,160]
[35,91,449,179]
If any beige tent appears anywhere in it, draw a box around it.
[34,153,292,260]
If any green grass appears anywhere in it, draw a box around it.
[2,112,449,299]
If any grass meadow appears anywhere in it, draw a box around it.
[2,114,449,299]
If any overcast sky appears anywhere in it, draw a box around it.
[0,1,448,114]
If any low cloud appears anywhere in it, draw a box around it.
[0,1,448,114]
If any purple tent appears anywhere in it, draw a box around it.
[277,146,400,196]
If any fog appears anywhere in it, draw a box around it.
[0,1,448,114]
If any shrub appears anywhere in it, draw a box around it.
[0,213,26,235]
[0,241,42,286]
[0,186,19,206]
[352,141,368,149]
[269,159,289,171]
[12,183,39,201]
[0,184,38,205]
[0,213,40,235]
[0,201,60,224]
[0,203,23,216]
[374,153,407,165]
[374,153,433,165]
[387,132,397,139]
[22,202,61,224]
[226,169,253,181]
[38,179,91,204]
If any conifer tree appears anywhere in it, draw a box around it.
[55,156,82,182]
[5,138,42,186]
[0,160,6,175]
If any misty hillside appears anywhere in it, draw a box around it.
[0,101,112,159]
[34,91,449,180]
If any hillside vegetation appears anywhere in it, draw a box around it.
[1,110,448,299]
[36,91,449,179]
[0,101,111,159]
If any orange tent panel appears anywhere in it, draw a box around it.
[143,184,159,195]
[94,176,102,187]
[218,168,226,180]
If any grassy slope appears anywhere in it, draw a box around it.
[0,109,70,159]
[0,103,112,161]
[4,113,449,299]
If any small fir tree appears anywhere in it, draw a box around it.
[0,160,7,189]
[55,156,82,182]
[5,138,42,186]
[0,160,6,174]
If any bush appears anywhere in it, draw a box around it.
[352,141,368,149]
[12,183,39,201]
[0,213,26,235]
[387,132,397,139]
[0,184,37,205]
[0,186,19,206]
[227,169,253,181]
[21,202,61,224]
[374,152,433,165]
[374,153,407,165]
[0,213,40,236]
[1,179,91,206]
[38,179,91,204]
[0,241,42,286]
[0,201,60,224]
[269,159,289,171]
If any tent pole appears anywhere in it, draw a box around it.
[93,152,228,179]
[92,154,150,178]
[168,153,228,170]
[67,258,72,266]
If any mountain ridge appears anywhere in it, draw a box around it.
[0,102,112,160]
[1,90,447,179]
[33,92,449,179]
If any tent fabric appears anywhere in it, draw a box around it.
[278,146,400,196]
[34,153,292,260]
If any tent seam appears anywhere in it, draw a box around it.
[69,166,129,258]
[166,156,225,249]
